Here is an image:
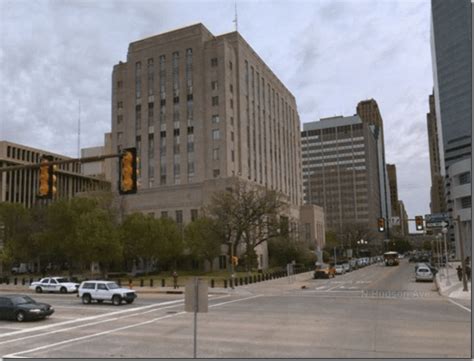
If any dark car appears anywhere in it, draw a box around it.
[0,295,54,322]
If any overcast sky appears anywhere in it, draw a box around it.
[0,0,433,227]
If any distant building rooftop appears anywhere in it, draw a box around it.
[302,115,362,131]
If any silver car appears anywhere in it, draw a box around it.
[415,266,434,282]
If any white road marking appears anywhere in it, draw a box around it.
[0,295,230,347]
[5,294,261,358]
[0,299,184,338]
[315,286,327,290]
[448,299,471,313]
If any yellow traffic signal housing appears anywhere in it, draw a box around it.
[37,155,55,199]
[377,218,385,232]
[415,216,424,231]
[232,256,239,266]
[119,148,137,195]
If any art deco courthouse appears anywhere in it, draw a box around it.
[111,24,302,222]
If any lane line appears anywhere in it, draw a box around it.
[0,299,184,338]
[448,299,471,313]
[6,294,261,358]
[0,295,230,347]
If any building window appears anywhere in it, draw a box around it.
[117,80,123,89]
[211,81,218,90]
[459,172,471,185]
[117,132,123,142]
[212,96,219,106]
[117,114,123,124]
[188,160,195,176]
[148,103,154,126]
[135,61,142,99]
[231,131,234,141]
[117,101,123,110]
[147,58,154,95]
[191,209,198,221]
[213,147,219,161]
[230,84,233,93]
[212,115,220,124]
[229,61,233,70]
[148,134,154,159]
[230,116,234,125]
[460,196,471,209]
[187,134,194,152]
[231,150,235,162]
[135,105,141,132]
[161,211,168,218]
[230,99,233,109]
[176,210,183,224]
[211,58,218,67]
[212,129,220,140]
[213,169,220,178]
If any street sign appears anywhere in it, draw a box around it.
[425,213,449,229]
[390,217,400,226]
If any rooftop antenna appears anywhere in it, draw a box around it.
[77,100,81,158]
[233,0,238,32]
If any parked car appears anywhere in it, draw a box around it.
[415,265,434,282]
[0,295,54,322]
[30,277,79,294]
[313,263,336,279]
[342,263,350,273]
[349,259,358,270]
[334,264,345,275]
[78,280,137,305]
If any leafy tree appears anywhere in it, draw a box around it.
[76,208,122,277]
[268,236,315,267]
[154,217,184,269]
[120,213,155,271]
[184,217,221,271]
[206,181,287,270]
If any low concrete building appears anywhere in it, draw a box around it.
[300,204,326,252]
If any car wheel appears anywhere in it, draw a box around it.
[112,295,122,306]
[126,299,134,304]
[82,294,91,304]
[16,311,26,322]
[60,287,67,294]
[35,286,43,293]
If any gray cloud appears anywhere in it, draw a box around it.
[0,0,433,222]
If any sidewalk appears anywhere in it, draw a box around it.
[435,262,471,301]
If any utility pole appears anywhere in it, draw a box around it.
[455,215,468,292]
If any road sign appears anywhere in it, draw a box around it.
[425,213,449,229]
[390,217,400,226]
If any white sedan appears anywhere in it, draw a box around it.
[29,277,79,294]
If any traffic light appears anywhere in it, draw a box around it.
[37,155,55,199]
[231,256,239,266]
[415,215,424,231]
[119,148,137,194]
[377,218,385,232]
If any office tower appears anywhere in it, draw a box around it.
[301,115,382,236]
[431,0,471,257]
[426,92,446,214]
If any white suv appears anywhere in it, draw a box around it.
[78,280,137,305]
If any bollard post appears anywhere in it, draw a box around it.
[257,275,261,282]
[30,277,33,284]
[224,279,227,288]
[14,278,17,285]
[161,279,165,287]
[140,279,144,287]
[150,279,154,287]
[229,278,233,288]
[211,279,215,288]
[22,278,25,285]
[6,278,10,285]
[253,275,257,283]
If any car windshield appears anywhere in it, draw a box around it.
[11,296,36,305]
[106,282,120,289]
[56,278,69,283]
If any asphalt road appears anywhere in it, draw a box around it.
[0,260,471,358]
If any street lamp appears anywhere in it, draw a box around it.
[442,227,450,286]
[357,239,367,257]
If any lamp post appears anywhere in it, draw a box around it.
[442,227,450,286]
[357,239,367,257]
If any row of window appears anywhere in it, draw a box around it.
[4,146,80,173]
[148,208,199,223]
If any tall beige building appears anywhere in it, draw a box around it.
[426,92,446,214]
[110,24,303,267]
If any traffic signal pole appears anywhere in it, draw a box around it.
[0,153,121,173]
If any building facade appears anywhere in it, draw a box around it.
[0,141,110,208]
[110,24,303,269]
[386,164,399,217]
[300,205,326,251]
[426,92,447,214]
[81,133,113,181]
[431,0,471,256]
[301,115,382,237]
